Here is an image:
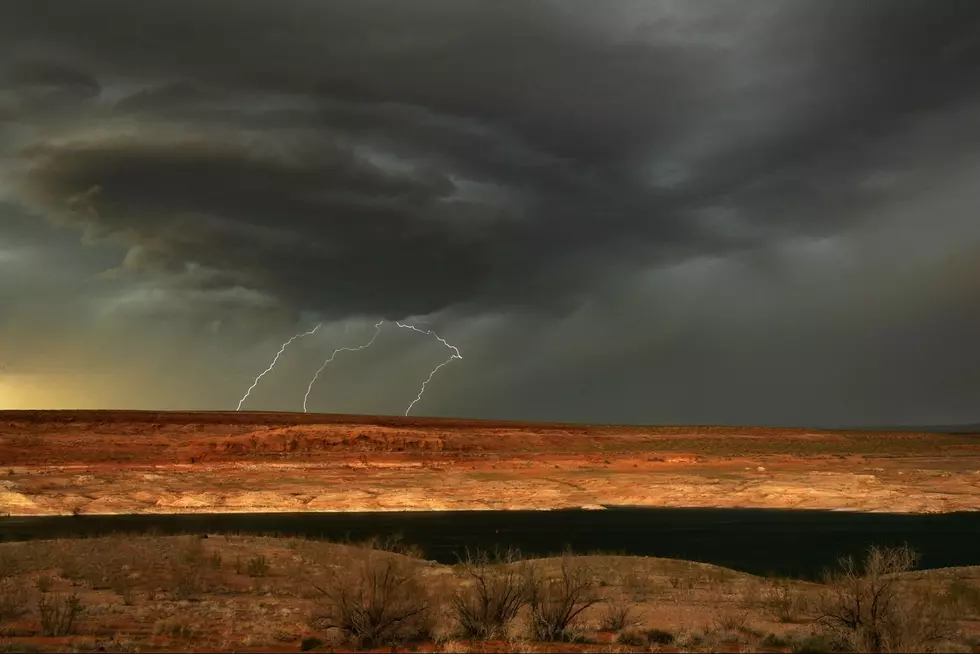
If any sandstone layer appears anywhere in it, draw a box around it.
[1,410,978,515]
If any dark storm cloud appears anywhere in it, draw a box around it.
[4,60,100,96]
[4,0,980,421]
[4,0,977,322]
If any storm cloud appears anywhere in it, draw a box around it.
[2,0,980,424]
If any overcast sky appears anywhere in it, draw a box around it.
[1,0,980,425]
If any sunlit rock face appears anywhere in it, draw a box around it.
[2,411,978,516]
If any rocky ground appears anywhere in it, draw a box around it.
[1,410,979,516]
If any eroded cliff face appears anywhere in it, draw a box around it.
[2,410,979,516]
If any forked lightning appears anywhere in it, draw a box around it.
[236,319,462,416]
[302,320,385,413]
[395,321,462,415]
[236,323,322,411]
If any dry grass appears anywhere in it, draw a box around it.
[0,577,29,625]
[598,598,636,631]
[0,535,976,652]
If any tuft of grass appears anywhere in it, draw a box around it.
[598,598,636,631]
[793,633,847,653]
[154,617,195,638]
[615,628,646,646]
[172,566,200,600]
[246,555,270,577]
[613,626,673,648]
[761,581,810,623]
[34,575,52,593]
[760,632,791,648]
[946,578,980,615]
[0,578,30,625]
[646,628,674,645]
[714,610,749,632]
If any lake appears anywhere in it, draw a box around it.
[2,507,979,579]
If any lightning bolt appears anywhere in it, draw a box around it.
[237,323,322,411]
[395,321,462,416]
[303,320,385,413]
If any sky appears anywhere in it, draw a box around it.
[1,0,980,426]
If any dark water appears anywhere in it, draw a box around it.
[2,508,979,580]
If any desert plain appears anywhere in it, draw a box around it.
[2,411,980,653]
[1,410,979,516]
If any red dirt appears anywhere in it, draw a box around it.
[1,410,979,515]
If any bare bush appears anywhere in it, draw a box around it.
[451,547,533,639]
[246,555,270,577]
[599,597,636,631]
[946,578,980,616]
[527,556,600,641]
[358,533,425,559]
[171,565,201,600]
[714,609,749,632]
[312,554,432,648]
[616,628,647,646]
[818,544,955,653]
[37,592,83,636]
[0,577,29,625]
[154,617,194,638]
[761,581,810,623]
[175,536,206,566]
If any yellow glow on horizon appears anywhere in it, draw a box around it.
[0,376,38,409]
[0,373,108,410]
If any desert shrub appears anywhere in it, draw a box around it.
[451,547,532,639]
[247,555,270,577]
[37,592,83,636]
[676,630,707,649]
[0,577,30,625]
[646,628,674,645]
[311,554,432,648]
[154,617,194,638]
[599,598,636,631]
[176,536,206,566]
[616,629,647,646]
[527,556,600,641]
[299,636,323,651]
[817,544,955,652]
[762,581,810,622]
[793,633,847,653]
[358,534,425,559]
[171,566,200,600]
[110,574,136,606]
[714,610,749,632]
[760,632,791,648]
[946,578,980,616]
[34,575,52,593]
